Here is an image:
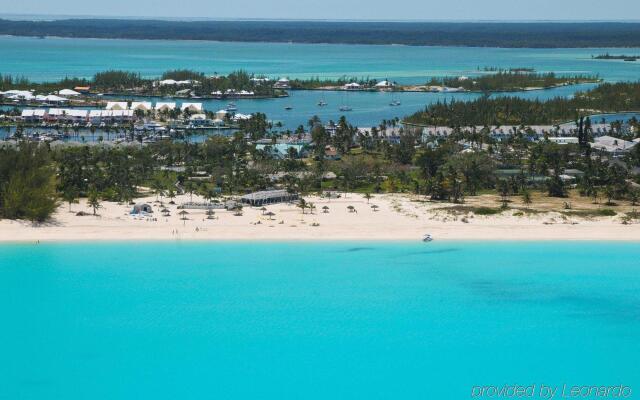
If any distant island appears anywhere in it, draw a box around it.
[422,71,599,93]
[0,69,288,100]
[2,20,640,48]
[593,54,639,61]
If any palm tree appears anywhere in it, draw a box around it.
[630,190,639,206]
[87,188,102,216]
[522,189,532,208]
[604,186,615,206]
[297,198,307,215]
[62,187,78,212]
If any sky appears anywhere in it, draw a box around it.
[1,0,639,21]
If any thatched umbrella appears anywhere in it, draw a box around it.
[322,205,329,213]
[265,211,276,220]
[178,210,189,220]
[260,206,267,215]
[206,209,215,216]
[347,205,356,213]
[371,204,379,212]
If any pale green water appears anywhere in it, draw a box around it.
[0,241,638,399]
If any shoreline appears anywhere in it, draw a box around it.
[1,193,639,243]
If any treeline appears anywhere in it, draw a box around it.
[428,71,598,92]
[0,143,57,222]
[0,69,283,97]
[405,82,640,126]
[593,54,639,60]
[2,20,640,47]
[289,76,379,89]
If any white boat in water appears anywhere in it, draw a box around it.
[226,102,238,111]
[339,105,353,112]
[422,234,433,242]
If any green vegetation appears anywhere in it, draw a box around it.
[0,143,58,222]
[0,69,285,98]
[2,20,640,48]
[593,54,639,61]
[405,82,640,126]
[2,82,640,223]
[427,71,598,92]
[289,76,380,90]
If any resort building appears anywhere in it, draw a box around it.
[189,114,209,126]
[155,102,176,112]
[181,103,203,113]
[58,89,81,96]
[131,102,153,112]
[548,137,580,145]
[273,78,290,89]
[20,109,47,121]
[106,102,128,111]
[343,82,362,90]
[20,108,134,123]
[375,80,395,89]
[591,136,638,155]
[240,189,299,206]
[35,95,68,103]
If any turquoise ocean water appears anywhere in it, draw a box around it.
[1,36,640,83]
[1,241,639,399]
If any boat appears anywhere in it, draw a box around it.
[339,92,352,111]
[317,99,327,107]
[389,99,401,106]
[226,102,238,111]
[422,234,433,242]
[285,106,293,110]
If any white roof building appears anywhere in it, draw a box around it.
[58,89,81,96]
[375,80,395,88]
[590,136,638,153]
[343,82,362,90]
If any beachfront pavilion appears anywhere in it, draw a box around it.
[240,190,299,207]
[181,103,203,113]
[106,102,128,111]
[155,102,176,112]
[131,102,153,112]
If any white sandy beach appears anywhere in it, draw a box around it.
[1,193,639,242]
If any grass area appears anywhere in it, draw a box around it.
[563,209,617,217]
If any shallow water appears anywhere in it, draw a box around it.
[1,241,638,399]
[1,36,640,83]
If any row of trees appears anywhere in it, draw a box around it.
[405,82,640,126]
[429,71,597,92]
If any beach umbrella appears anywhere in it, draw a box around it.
[179,210,189,219]
[322,205,329,213]
[265,211,276,220]
[347,205,355,213]
[371,204,379,211]
[260,206,267,215]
